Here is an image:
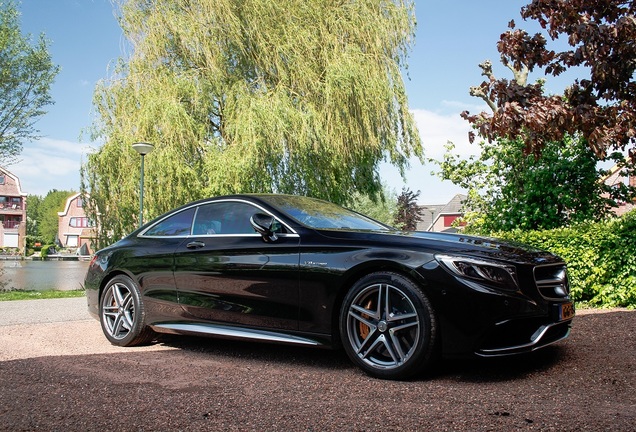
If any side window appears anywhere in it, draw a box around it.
[144,207,195,237]
[193,201,261,235]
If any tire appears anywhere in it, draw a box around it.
[339,272,438,380]
[99,274,155,346]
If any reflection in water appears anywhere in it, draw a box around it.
[0,260,89,291]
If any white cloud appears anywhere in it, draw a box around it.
[7,138,95,196]
[411,108,479,160]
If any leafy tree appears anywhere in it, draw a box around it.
[37,190,73,244]
[348,185,399,227]
[462,0,636,161]
[393,188,422,231]
[439,0,636,232]
[25,193,41,236]
[83,0,421,247]
[437,135,633,232]
[0,1,58,165]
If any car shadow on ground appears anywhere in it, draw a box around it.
[434,345,565,382]
[153,333,355,372]
[151,333,566,381]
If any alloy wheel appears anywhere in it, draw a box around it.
[101,282,135,340]
[345,282,421,371]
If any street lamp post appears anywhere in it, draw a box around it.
[132,142,154,228]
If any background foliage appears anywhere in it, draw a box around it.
[83,0,421,247]
[348,186,399,227]
[495,210,636,309]
[26,190,74,244]
[436,134,635,232]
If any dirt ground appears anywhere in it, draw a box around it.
[0,306,634,431]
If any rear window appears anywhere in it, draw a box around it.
[144,208,195,237]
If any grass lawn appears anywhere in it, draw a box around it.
[0,289,86,302]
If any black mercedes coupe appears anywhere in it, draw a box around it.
[85,194,574,380]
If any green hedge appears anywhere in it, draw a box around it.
[493,210,636,309]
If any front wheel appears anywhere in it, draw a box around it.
[339,272,438,380]
[100,274,155,346]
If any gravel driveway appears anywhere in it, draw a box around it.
[0,298,634,431]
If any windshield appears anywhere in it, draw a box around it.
[261,195,394,231]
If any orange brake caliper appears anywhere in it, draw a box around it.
[359,299,373,339]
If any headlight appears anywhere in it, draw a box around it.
[436,254,519,292]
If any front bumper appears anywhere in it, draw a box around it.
[475,317,573,356]
[418,258,575,358]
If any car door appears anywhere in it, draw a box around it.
[131,206,198,307]
[174,199,301,330]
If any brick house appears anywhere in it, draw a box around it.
[417,194,467,232]
[57,193,95,254]
[0,168,27,251]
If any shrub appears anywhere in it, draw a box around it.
[40,244,57,259]
[25,235,45,252]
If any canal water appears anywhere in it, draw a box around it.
[0,260,90,291]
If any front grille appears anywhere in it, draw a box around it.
[534,264,570,300]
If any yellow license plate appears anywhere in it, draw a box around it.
[560,302,575,321]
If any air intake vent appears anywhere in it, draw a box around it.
[534,264,570,300]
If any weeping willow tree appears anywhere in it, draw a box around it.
[83,0,421,246]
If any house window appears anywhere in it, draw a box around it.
[0,175,4,185]
[76,197,83,207]
[69,217,90,228]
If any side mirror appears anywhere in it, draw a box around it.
[250,213,279,242]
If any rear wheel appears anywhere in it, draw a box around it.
[100,275,155,346]
[339,272,438,380]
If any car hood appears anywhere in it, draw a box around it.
[314,229,562,265]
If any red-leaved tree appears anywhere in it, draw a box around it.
[462,0,636,162]
[393,188,422,231]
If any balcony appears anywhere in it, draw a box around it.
[1,220,22,230]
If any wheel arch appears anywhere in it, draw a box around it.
[97,269,137,304]
[329,259,431,349]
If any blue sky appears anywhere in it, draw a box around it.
[13,0,564,203]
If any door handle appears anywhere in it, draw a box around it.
[186,241,205,249]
